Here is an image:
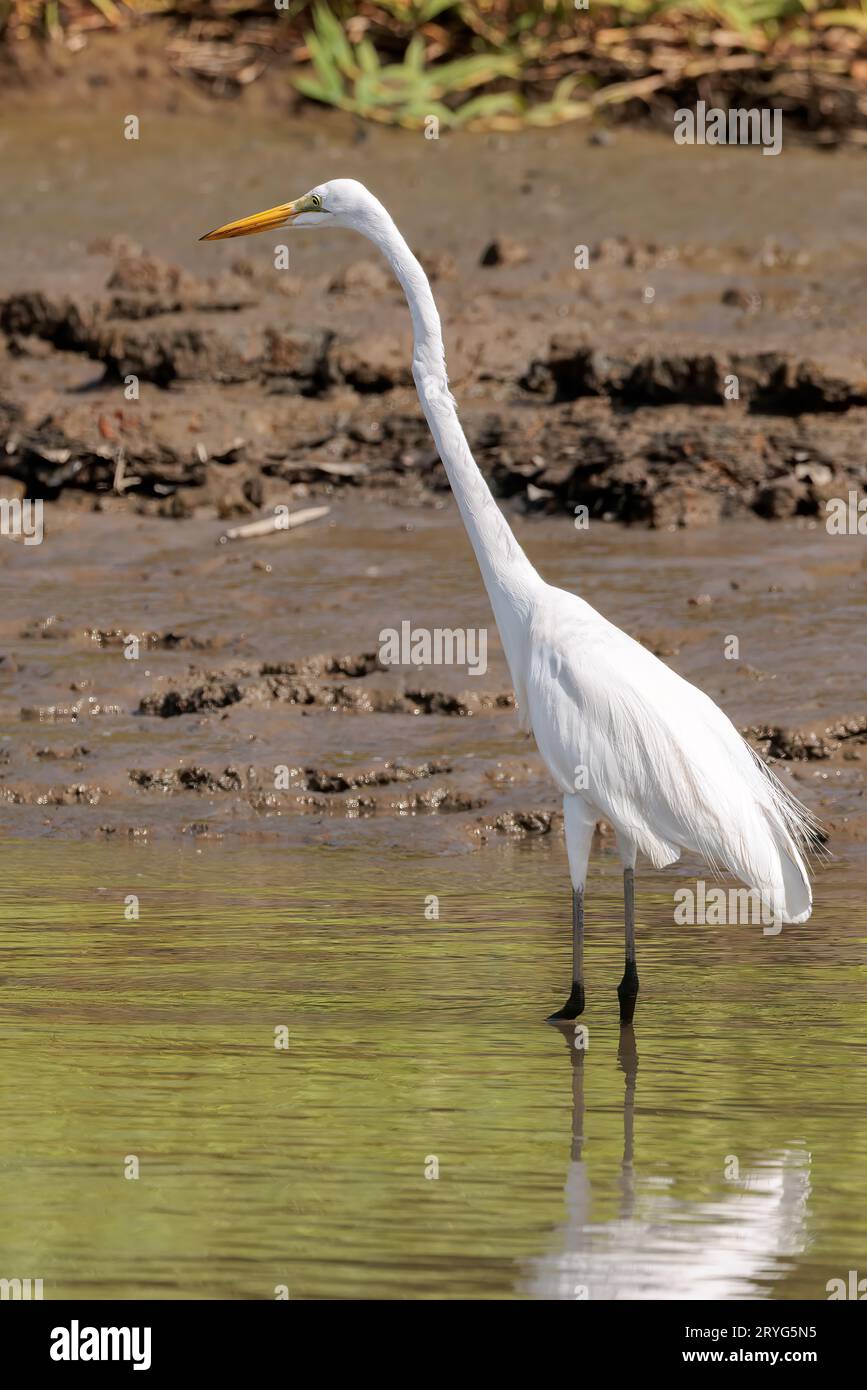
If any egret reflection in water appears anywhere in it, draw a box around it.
[523,1026,812,1301]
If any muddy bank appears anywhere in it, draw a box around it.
[2,240,866,527]
[2,99,866,528]
[4,631,860,842]
[0,505,863,853]
[0,109,864,855]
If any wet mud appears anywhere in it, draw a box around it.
[2,237,866,528]
[1,503,863,855]
[0,104,864,855]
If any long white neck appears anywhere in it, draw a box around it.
[356,199,543,660]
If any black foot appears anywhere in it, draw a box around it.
[547,983,585,1022]
[617,964,639,1025]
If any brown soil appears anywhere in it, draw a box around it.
[3,239,866,528]
[0,86,864,857]
[1,501,863,852]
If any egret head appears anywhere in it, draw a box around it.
[200,179,377,241]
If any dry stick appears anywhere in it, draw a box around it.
[113,447,141,495]
[218,505,330,545]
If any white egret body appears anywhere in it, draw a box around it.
[202,179,816,1020]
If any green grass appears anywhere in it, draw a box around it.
[3,1,866,130]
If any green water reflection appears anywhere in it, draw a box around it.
[0,837,864,1300]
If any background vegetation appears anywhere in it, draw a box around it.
[2,1,865,133]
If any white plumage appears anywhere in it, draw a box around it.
[524,589,813,924]
[202,178,817,1018]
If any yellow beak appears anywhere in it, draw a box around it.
[199,200,298,241]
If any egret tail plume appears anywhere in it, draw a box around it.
[750,749,822,924]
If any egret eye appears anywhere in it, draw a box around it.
[310,194,322,210]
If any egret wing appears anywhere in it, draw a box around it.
[525,586,813,921]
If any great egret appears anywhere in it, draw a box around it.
[201,179,817,1023]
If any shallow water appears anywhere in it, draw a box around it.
[0,835,864,1300]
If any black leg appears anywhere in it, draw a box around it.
[548,886,585,1021]
[617,866,639,1024]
